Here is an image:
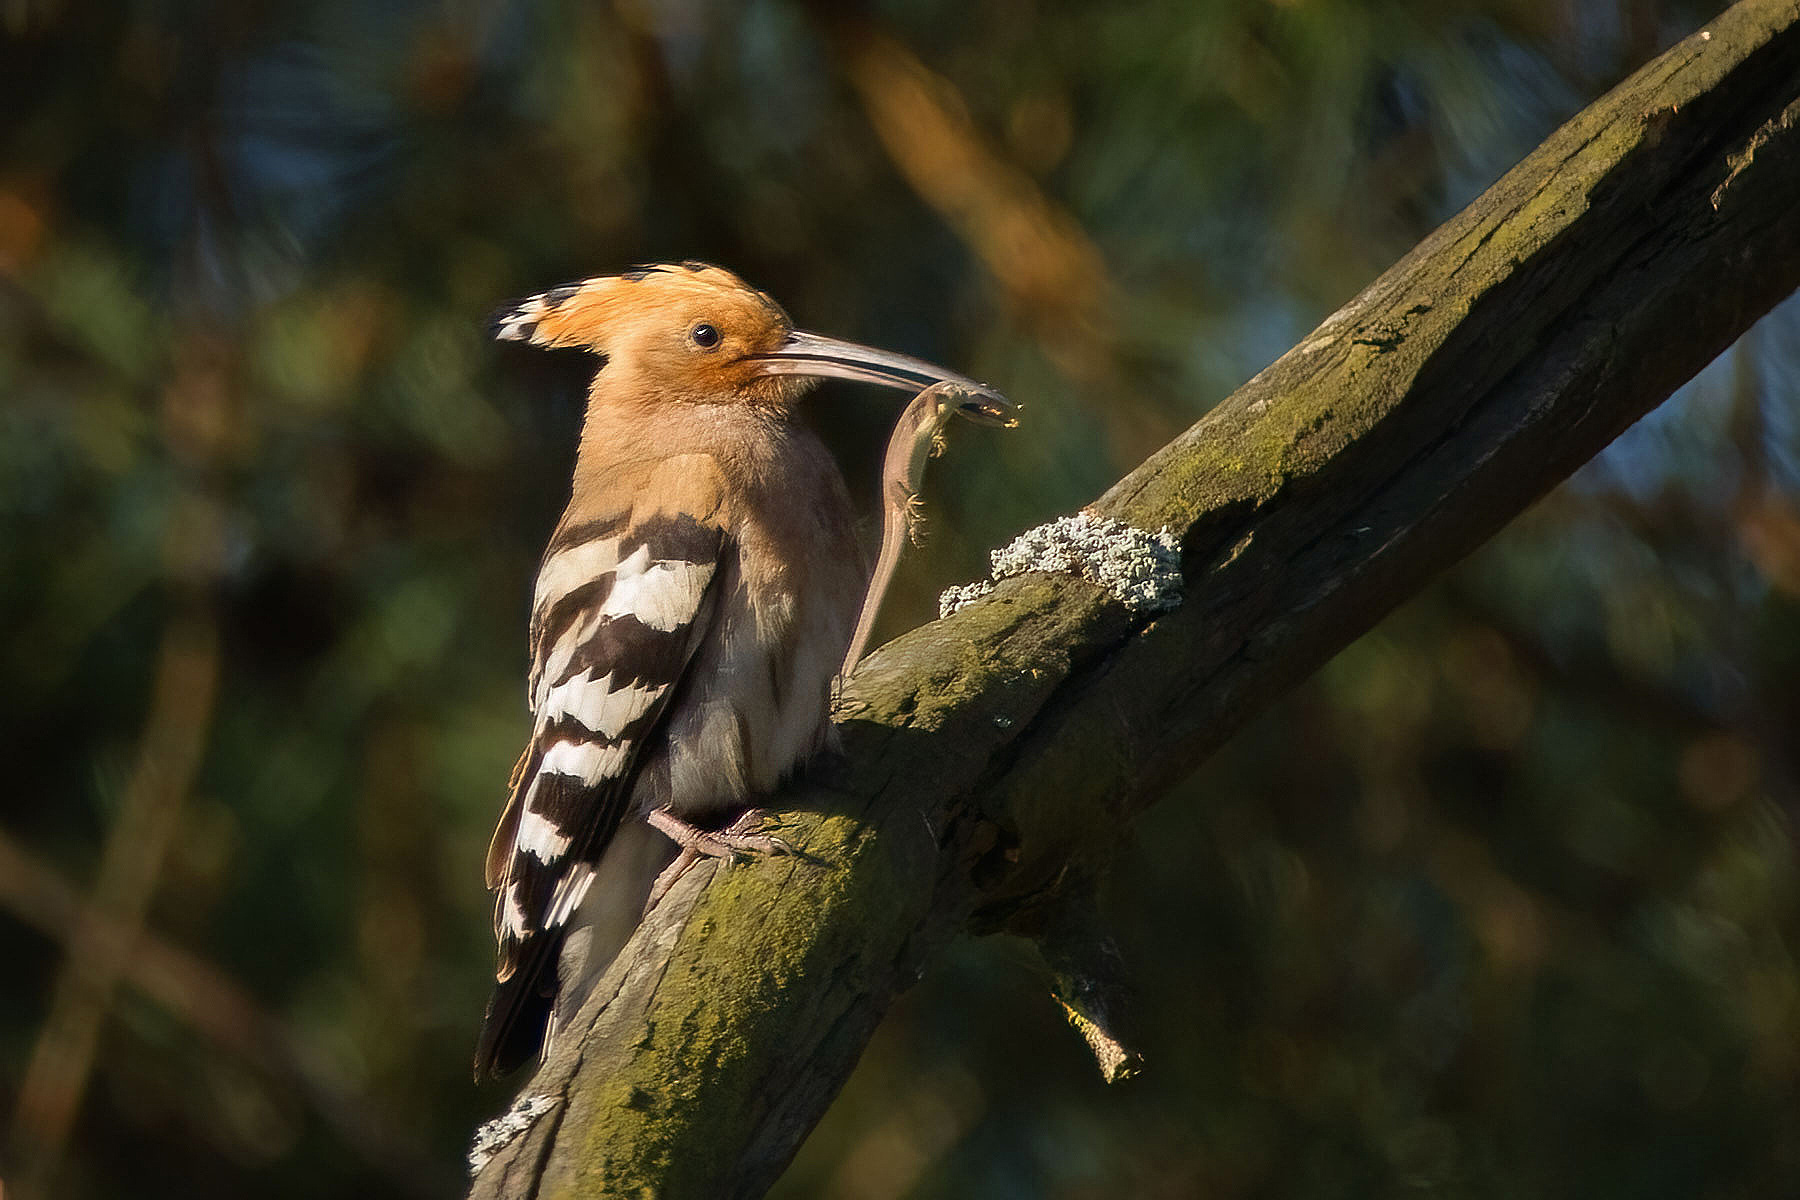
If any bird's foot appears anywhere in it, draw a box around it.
[643,808,792,912]
[647,807,792,858]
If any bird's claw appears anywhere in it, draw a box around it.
[647,806,791,858]
[642,808,793,912]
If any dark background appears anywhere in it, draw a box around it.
[3,1,1797,1196]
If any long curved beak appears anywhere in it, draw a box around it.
[750,330,1019,427]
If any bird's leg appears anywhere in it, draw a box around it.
[647,806,792,857]
[643,807,793,912]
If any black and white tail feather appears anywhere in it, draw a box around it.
[475,502,725,1078]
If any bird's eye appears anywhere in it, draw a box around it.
[691,323,720,348]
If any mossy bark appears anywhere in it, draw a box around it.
[468,3,1800,1196]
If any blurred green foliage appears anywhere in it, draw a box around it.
[2,0,1796,1197]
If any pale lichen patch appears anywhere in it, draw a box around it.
[469,1093,560,1175]
[940,512,1184,618]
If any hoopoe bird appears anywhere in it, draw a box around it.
[477,262,1011,1078]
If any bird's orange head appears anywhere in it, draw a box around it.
[492,261,1014,422]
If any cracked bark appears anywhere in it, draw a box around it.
[468,2,1800,1196]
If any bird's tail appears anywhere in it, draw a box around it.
[474,820,674,1080]
[474,934,563,1080]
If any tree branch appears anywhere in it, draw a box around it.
[469,2,1800,1195]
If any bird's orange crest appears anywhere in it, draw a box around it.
[490,261,790,354]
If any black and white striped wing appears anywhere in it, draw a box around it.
[476,509,725,1078]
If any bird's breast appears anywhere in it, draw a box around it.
[634,420,863,819]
